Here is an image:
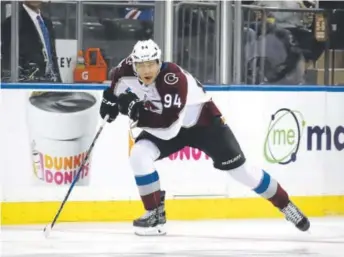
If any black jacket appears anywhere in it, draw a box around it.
[1,5,61,82]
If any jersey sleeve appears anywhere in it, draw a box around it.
[109,57,134,94]
[137,71,188,129]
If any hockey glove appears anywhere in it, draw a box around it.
[117,91,143,122]
[99,87,119,123]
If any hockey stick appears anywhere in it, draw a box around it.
[43,114,109,238]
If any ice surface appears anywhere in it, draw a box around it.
[1,217,344,257]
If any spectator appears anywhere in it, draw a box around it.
[319,1,344,49]
[253,0,324,64]
[1,1,61,82]
[253,0,316,29]
[244,22,305,85]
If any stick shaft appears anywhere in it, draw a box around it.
[48,115,109,229]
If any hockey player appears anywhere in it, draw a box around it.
[99,39,310,236]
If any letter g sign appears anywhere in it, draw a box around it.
[82,71,89,80]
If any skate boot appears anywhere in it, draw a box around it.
[133,190,166,236]
[280,201,310,232]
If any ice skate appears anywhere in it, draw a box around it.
[281,201,310,232]
[134,190,166,236]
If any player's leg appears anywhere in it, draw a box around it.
[189,117,310,231]
[129,130,184,235]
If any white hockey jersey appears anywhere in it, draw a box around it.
[110,57,222,140]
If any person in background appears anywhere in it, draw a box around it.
[254,0,316,29]
[253,0,324,65]
[1,1,61,82]
[319,1,344,50]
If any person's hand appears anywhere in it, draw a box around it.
[100,87,119,123]
[118,91,143,121]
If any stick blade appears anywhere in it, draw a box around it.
[43,224,52,238]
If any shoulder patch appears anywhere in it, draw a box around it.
[125,57,133,66]
[164,72,179,85]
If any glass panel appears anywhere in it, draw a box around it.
[81,2,154,74]
[1,1,13,81]
[1,1,75,83]
[40,2,77,40]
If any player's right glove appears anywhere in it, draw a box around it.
[117,91,142,122]
[99,87,119,123]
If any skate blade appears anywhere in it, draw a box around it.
[134,224,166,236]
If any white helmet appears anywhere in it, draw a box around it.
[131,39,162,63]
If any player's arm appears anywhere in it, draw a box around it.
[117,72,187,128]
[99,59,128,122]
[109,58,129,91]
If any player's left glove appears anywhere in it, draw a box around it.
[117,91,144,122]
[100,87,119,123]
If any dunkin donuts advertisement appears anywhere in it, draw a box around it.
[2,87,344,201]
[26,91,99,186]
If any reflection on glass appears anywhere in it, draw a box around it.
[81,3,154,75]
[1,1,66,83]
[1,1,13,81]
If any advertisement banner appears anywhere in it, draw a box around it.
[258,92,343,196]
[27,91,99,186]
[55,39,77,83]
[1,88,343,203]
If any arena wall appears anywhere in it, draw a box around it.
[1,84,343,224]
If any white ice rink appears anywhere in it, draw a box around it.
[1,217,344,257]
